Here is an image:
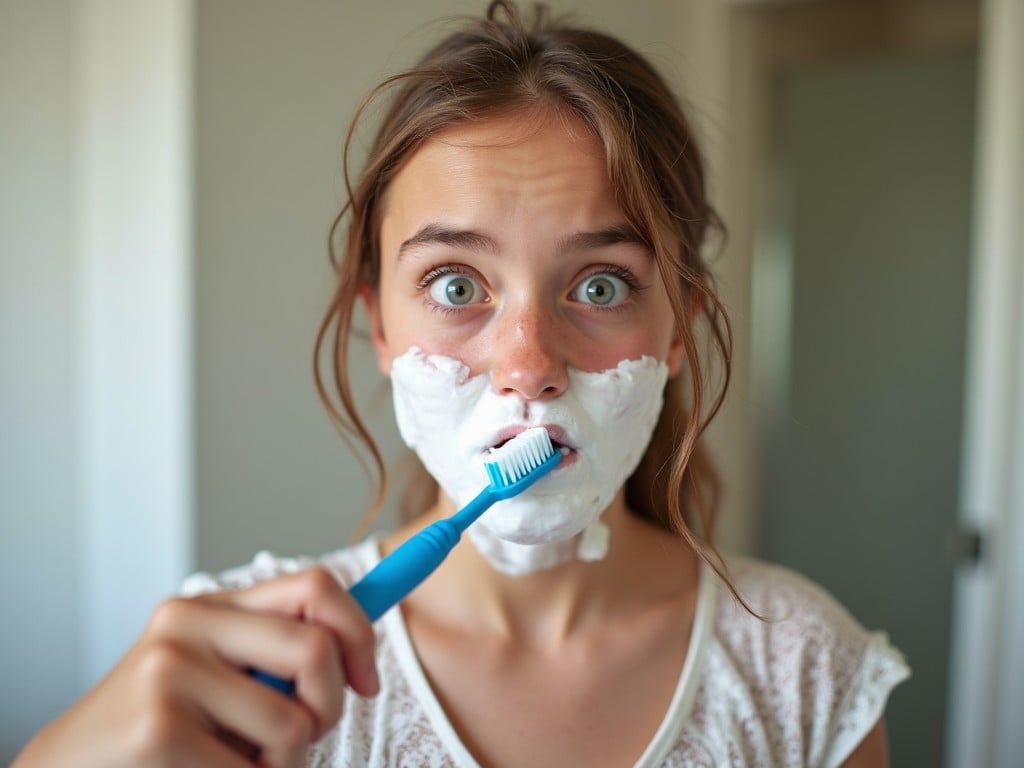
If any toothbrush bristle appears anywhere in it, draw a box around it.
[485,427,555,485]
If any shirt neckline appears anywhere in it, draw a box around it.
[371,542,718,767]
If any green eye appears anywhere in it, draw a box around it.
[573,274,628,306]
[429,273,479,306]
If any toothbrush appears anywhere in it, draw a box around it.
[250,426,560,696]
[349,426,560,619]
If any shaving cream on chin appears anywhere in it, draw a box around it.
[390,348,668,576]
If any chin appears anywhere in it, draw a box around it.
[478,493,604,545]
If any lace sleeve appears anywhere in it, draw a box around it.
[820,631,910,768]
[180,550,319,595]
[178,542,378,596]
[709,558,911,768]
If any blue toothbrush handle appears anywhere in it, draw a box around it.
[349,518,460,620]
[247,668,297,697]
[349,485,494,619]
[249,488,495,696]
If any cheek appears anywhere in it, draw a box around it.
[376,281,424,358]
[569,322,677,373]
[378,310,486,373]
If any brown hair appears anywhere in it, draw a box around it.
[315,1,735,590]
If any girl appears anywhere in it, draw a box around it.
[14,3,908,766]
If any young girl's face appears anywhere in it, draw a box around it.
[365,111,685,572]
[368,111,683,389]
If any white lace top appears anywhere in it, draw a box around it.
[183,540,910,767]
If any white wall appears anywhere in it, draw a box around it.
[1,0,193,760]
[0,0,80,760]
[75,0,195,688]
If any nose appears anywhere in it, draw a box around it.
[489,304,569,401]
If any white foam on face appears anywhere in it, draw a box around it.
[390,348,667,575]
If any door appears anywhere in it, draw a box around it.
[753,49,976,765]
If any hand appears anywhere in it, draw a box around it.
[13,567,379,768]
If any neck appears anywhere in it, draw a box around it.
[384,491,698,646]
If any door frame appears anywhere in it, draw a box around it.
[720,0,1021,765]
[941,0,1024,764]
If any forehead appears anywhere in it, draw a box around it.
[380,111,619,225]
[428,110,603,164]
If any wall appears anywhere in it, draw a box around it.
[1,0,193,759]
[0,0,80,759]
[761,49,975,765]
[75,0,194,690]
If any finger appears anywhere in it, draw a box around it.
[137,638,313,767]
[208,567,380,697]
[145,598,346,738]
[195,669,313,768]
[124,694,259,768]
[222,619,346,740]
[167,723,263,768]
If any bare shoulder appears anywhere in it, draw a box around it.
[839,720,889,767]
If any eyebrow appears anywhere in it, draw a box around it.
[557,224,649,254]
[398,224,498,259]
[398,222,650,260]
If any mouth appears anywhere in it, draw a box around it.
[488,425,576,457]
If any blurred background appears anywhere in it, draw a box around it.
[2,0,1021,765]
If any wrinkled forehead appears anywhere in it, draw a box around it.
[377,111,622,243]
[379,103,607,206]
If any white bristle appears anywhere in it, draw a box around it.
[486,427,554,483]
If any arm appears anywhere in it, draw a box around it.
[838,719,889,768]
[12,568,378,768]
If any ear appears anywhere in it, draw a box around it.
[360,284,391,376]
[666,331,685,379]
[666,289,702,379]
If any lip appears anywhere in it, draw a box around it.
[487,424,577,454]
